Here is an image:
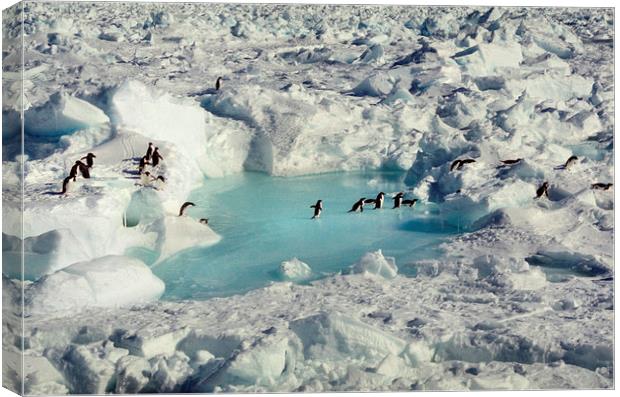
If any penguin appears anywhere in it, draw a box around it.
[392,192,404,208]
[535,182,549,199]
[60,176,75,194]
[402,198,418,207]
[450,159,462,172]
[138,156,150,174]
[460,158,476,167]
[145,142,154,161]
[78,161,91,178]
[199,218,209,225]
[69,161,83,178]
[563,155,578,170]
[591,183,613,190]
[152,147,164,167]
[372,192,386,209]
[80,153,97,168]
[348,198,366,213]
[140,171,155,186]
[310,200,323,219]
[179,201,196,216]
[499,158,522,166]
[450,158,476,171]
[215,76,223,91]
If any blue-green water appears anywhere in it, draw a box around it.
[153,171,461,300]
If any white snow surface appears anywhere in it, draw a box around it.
[1,2,614,393]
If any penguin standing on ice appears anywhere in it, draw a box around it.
[60,176,75,195]
[215,76,223,91]
[563,155,578,170]
[392,192,404,208]
[78,162,91,178]
[152,147,164,167]
[372,192,385,209]
[145,142,154,161]
[310,200,323,219]
[138,156,150,175]
[199,218,209,225]
[535,182,550,199]
[81,153,96,168]
[179,201,196,216]
[348,198,366,213]
[69,161,82,179]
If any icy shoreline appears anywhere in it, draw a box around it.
[2,2,614,393]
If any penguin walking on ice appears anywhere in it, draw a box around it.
[60,176,76,195]
[450,158,476,172]
[372,192,385,209]
[348,198,366,213]
[215,76,223,91]
[562,155,578,170]
[70,160,90,179]
[78,162,91,178]
[199,218,209,225]
[145,142,154,162]
[179,201,196,216]
[535,182,550,199]
[152,147,164,167]
[392,192,404,208]
[310,200,323,219]
[138,156,150,175]
[81,153,96,168]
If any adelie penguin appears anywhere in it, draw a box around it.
[368,192,385,209]
[310,200,323,219]
[392,192,404,208]
[499,158,522,166]
[591,183,613,191]
[70,160,90,179]
[60,176,76,195]
[199,218,209,225]
[402,198,418,207]
[152,147,164,167]
[145,142,154,161]
[138,156,150,175]
[535,182,549,199]
[80,153,96,168]
[215,76,223,91]
[179,201,196,216]
[563,155,578,170]
[348,198,366,213]
[450,158,476,171]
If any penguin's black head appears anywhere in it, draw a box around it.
[145,172,150,176]
[379,192,385,196]
[75,160,80,164]
[149,142,153,146]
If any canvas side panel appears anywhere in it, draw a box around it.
[2,1,25,395]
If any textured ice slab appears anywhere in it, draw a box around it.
[26,255,164,314]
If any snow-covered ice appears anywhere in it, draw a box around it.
[1,1,614,393]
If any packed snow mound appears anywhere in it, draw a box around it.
[452,41,522,76]
[149,216,221,264]
[201,84,419,175]
[26,255,165,314]
[2,229,91,280]
[109,80,207,159]
[349,250,398,279]
[24,92,110,136]
[278,258,312,280]
[352,74,394,97]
